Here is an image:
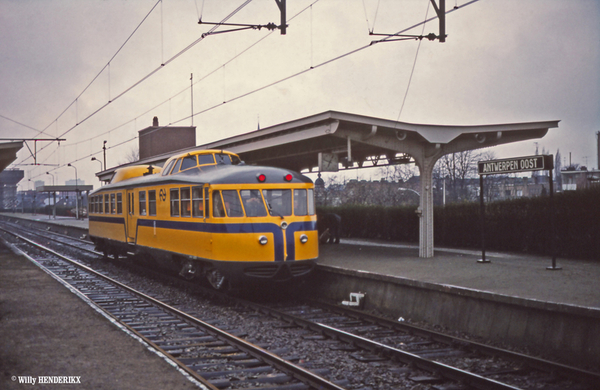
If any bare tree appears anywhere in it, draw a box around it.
[435,150,495,203]
[120,147,139,164]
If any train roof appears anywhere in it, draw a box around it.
[90,163,312,195]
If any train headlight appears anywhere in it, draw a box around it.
[256,173,266,182]
[258,235,268,245]
[300,234,308,244]
[284,173,293,182]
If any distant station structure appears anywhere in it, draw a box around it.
[96,111,559,258]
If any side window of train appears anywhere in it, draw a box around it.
[212,191,225,218]
[204,187,210,218]
[162,159,175,176]
[139,191,147,216]
[104,194,109,214]
[128,193,134,215]
[110,194,116,214]
[192,186,203,218]
[148,190,157,216]
[308,189,315,215]
[170,188,180,217]
[222,190,244,217]
[180,156,197,171]
[181,187,191,217]
[117,193,123,214]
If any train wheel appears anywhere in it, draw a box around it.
[206,268,227,290]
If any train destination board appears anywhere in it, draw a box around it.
[478,155,552,175]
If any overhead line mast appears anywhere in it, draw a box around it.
[199,0,287,36]
[370,0,447,43]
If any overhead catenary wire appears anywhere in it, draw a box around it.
[397,0,431,121]
[26,0,479,181]
[16,0,255,169]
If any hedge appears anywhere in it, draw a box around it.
[318,186,600,260]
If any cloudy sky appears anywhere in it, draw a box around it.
[1,0,599,188]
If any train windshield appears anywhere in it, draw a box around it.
[240,190,267,217]
[262,189,292,217]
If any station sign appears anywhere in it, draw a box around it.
[478,155,553,175]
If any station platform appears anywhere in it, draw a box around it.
[319,239,599,309]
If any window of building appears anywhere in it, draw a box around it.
[181,187,191,217]
[139,191,147,216]
[148,190,156,216]
[222,190,244,217]
[170,188,180,217]
[192,186,203,218]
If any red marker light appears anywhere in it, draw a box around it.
[284,174,293,182]
[257,173,266,182]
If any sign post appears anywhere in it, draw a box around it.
[477,155,561,270]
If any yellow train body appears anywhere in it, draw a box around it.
[88,150,318,288]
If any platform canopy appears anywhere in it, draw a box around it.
[0,141,24,174]
[97,111,559,257]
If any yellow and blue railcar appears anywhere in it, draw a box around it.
[88,150,318,289]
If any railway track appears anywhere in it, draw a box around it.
[0,226,347,390]
[2,220,598,389]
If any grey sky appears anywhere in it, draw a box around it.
[1,0,598,187]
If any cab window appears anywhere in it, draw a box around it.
[212,191,225,218]
[293,189,308,216]
[180,156,197,171]
[262,189,292,217]
[222,190,244,217]
[308,189,315,215]
[240,190,267,217]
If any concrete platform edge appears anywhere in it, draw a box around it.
[318,264,600,319]
[310,265,600,369]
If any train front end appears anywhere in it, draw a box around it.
[204,165,318,288]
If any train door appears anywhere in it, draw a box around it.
[126,190,136,243]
